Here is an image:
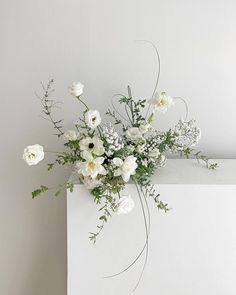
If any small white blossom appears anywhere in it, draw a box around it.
[80,136,105,156]
[85,110,101,129]
[64,130,79,141]
[136,144,146,154]
[113,156,138,182]
[23,144,44,166]
[102,123,124,156]
[69,82,84,97]
[117,195,135,215]
[149,92,174,113]
[175,119,201,147]
[76,151,106,180]
[126,127,143,141]
[149,148,160,159]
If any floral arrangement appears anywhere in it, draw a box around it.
[23,42,217,290]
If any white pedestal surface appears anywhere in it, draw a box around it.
[67,160,236,295]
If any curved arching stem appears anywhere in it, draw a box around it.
[135,40,161,118]
[132,183,151,292]
[103,182,150,280]
[173,96,189,121]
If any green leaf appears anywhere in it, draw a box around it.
[32,185,48,199]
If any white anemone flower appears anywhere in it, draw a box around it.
[113,155,138,182]
[85,110,101,129]
[149,92,174,113]
[80,136,105,156]
[117,195,135,215]
[76,151,106,180]
[126,127,143,141]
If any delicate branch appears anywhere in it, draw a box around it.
[37,79,64,137]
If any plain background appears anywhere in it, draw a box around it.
[0,0,236,294]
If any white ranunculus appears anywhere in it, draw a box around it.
[117,195,135,215]
[113,155,138,182]
[64,130,79,141]
[23,144,44,166]
[85,110,101,129]
[126,127,143,141]
[69,82,84,97]
[149,92,174,113]
[149,148,160,159]
[80,136,105,156]
[76,151,106,180]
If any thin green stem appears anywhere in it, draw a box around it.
[132,181,149,292]
[77,97,89,110]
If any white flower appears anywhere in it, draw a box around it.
[139,123,150,134]
[117,195,135,215]
[64,130,79,141]
[82,176,102,190]
[136,144,146,154]
[113,155,138,182]
[126,127,143,141]
[23,144,44,166]
[149,92,174,113]
[76,151,106,180]
[85,110,101,129]
[80,136,105,156]
[149,148,160,158]
[69,82,84,97]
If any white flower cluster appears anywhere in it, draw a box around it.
[175,119,201,147]
[23,80,207,222]
[102,123,124,156]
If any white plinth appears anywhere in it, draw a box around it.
[67,159,236,295]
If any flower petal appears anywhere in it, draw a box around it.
[113,157,123,167]
[81,150,93,161]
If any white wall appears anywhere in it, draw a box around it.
[0,0,236,294]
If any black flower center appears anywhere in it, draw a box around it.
[88,143,95,149]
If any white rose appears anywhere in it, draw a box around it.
[126,127,143,141]
[117,195,135,215]
[85,110,101,129]
[23,144,44,166]
[64,130,79,141]
[149,92,174,113]
[69,82,84,97]
[113,155,138,182]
